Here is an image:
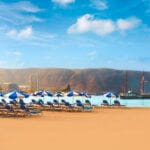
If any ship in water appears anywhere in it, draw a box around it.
[120,72,150,99]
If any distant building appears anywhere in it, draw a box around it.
[2,83,19,92]
[19,85,30,92]
[30,74,39,92]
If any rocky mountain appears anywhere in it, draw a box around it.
[0,68,149,94]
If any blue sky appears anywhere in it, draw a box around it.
[0,0,150,70]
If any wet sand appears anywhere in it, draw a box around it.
[0,108,150,150]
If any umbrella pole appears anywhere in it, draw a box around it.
[82,96,85,104]
[73,96,74,104]
[43,95,45,103]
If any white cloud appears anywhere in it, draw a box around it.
[92,0,108,10]
[117,17,141,31]
[52,0,75,6]
[7,27,33,39]
[12,1,42,13]
[68,14,141,36]
[5,26,56,47]
[0,1,43,25]
[68,14,115,35]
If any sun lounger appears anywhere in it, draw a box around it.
[0,102,5,108]
[113,100,120,106]
[53,99,59,105]
[62,101,74,111]
[27,99,43,110]
[46,101,61,111]
[83,100,93,111]
[47,101,53,106]
[85,100,92,106]
[0,99,8,111]
[101,100,110,107]
[52,99,62,111]
[9,99,20,109]
[27,104,41,110]
[36,99,52,111]
[1,104,25,116]
[0,105,16,116]
[112,100,125,107]
[73,100,93,112]
[31,99,37,104]
[60,99,66,106]
[61,99,66,103]
[47,100,71,112]
[20,104,42,115]
[59,100,67,111]
[37,99,44,105]
[1,99,7,105]
[73,100,84,112]
[46,101,54,110]
[76,100,82,104]
[19,99,26,105]
[1,103,42,117]
[0,103,9,115]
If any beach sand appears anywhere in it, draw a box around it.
[0,108,150,150]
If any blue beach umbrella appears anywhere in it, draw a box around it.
[78,92,91,98]
[66,91,80,103]
[67,91,79,97]
[20,92,30,98]
[77,92,90,103]
[4,91,27,99]
[113,93,119,98]
[55,93,63,97]
[103,92,119,105]
[35,90,53,97]
[78,92,85,96]
[0,93,3,97]
[104,92,118,98]
[55,93,63,101]
[34,91,53,103]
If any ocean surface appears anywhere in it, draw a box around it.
[2,95,150,107]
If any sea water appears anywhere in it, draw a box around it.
[2,95,150,107]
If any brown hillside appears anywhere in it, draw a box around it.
[0,68,149,94]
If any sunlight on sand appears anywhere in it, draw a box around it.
[0,108,150,150]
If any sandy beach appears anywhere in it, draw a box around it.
[0,108,150,150]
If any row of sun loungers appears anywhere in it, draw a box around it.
[0,99,94,117]
[0,101,42,117]
[101,100,125,107]
[0,98,125,117]
[28,99,93,112]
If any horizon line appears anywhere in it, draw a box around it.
[0,67,147,72]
